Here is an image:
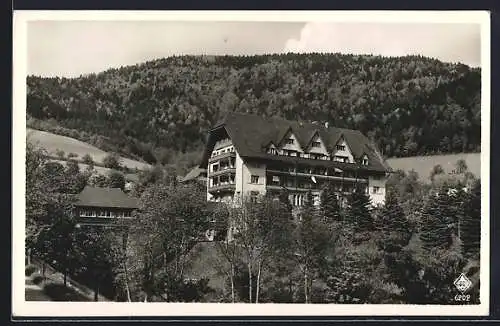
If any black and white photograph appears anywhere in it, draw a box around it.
[13,10,490,317]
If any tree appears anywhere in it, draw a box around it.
[461,180,481,258]
[455,159,468,174]
[75,227,121,301]
[88,173,109,188]
[211,203,241,303]
[34,195,80,285]
[64,160,87,194]
[429,164,445,182]
[293,191,335,303]
[108,170,126,190]
[345,185,373,233]
[102,153,122,170]
[25,142,50,255]
[419,189,455,251]
[42,161,67,193]
[82,153,94,166]
[377,190,411,253]
[126,182,211,302]
[320,182,342,222]
[55,149,65,159]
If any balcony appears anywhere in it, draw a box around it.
[266,184,358,196]
[267,169,368,183]
[208,182,236,193]
[209,151,236,163]
[209,167,236,177]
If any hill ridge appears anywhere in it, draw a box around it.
[27,53,481,168]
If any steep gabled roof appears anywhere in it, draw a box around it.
[200,112,389,172]
[303,129,327,151]
[76,186,139,209]
[181,166,207,183]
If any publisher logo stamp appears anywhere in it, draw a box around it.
[453,273,472,302]
[454,273,472,293]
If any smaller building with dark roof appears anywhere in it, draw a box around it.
[181,167,207,184]
[75,186,139,226]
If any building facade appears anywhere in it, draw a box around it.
[199,113,391,207]
[75,186,139,226]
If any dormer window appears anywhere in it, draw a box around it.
[336,145,346,151]
[312,141,321,148]
[286,138,294,145]
[362,156,369,166]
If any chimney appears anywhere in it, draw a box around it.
[324,122,329,129]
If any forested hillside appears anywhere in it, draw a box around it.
[27,53,481,169]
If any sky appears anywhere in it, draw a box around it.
[26,20,481,77]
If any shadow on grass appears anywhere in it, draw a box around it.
[42,283,90,302]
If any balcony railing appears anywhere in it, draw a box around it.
[209,167,236,177]
[209,151,236,163]
[267,169,368,183]
[266,184,359,195]
[208,182,236,193]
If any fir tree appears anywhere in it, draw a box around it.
[278,189,293,215]
[320,182,341,222]
[450,186,467,239]
[419,188,454,251]
[378,189,411,252]
[461,180,481,257]
[345,185,373,232]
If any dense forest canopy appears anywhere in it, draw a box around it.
[26,53,481,169]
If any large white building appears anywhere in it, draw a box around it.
[193,112,391,207]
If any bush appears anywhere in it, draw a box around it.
[32,274,45,285]
[82,154,94,165]
[55,149,65,159]
[102,153,122,170]
[43,283,89,302]
[25,264,38,276]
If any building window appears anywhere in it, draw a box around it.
[312,141,321,147]
[272,175,280,183]
[372,186,380,194]
[269,148,277,155]
[335,156,349,163]
[336,145,346,151]
[251,175,259,184]
[362,157,369,165]
[286,138,294,145]
[250,191,259,203]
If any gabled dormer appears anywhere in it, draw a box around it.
[332,135,355,163]
[306,131,330,160]
[278,128,304,157]
[360,153,369,166]
[266,142,279,155]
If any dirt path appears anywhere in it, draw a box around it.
[25,276,51,301]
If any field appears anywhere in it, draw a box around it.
[386,153,480,182]
[27,128,152,171]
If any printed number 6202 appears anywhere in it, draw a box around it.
[454,294,471,302]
